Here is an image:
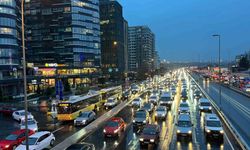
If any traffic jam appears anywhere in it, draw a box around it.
[0,69,233,150]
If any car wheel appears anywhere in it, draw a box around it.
[50,139,55,146]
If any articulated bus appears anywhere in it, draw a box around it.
[100,86,122,104]
[57,93,101,121]
[57,85,122,121]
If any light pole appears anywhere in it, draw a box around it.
[212,34,222,110]
[21,0,29,149]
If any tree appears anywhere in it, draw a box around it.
[239,55,250,71]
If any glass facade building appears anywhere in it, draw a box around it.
[25,0,101,69]
[0,0,22,99]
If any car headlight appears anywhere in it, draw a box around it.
[133,120,135,123]
[209,106,212,110]
[220,130,224,134]
[139,138,144,141]
[206,129,211,133]
[200,107,203,110]
[177,130,180,133]
[143,120,146,123]
[82,120,86,123]
[5,145,10,148]
[188,130,192,134]
[114,129,119,133]
[150,139,155,142]
[103,129,106,133]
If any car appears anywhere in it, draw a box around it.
[139,124,160,146]
[0,106,17,116]
[178,102,190,114]
[12,110,34,122]
[74,111,96,126]
[16,131,55,150]
[104,97,118,109]
[133,109,149,127]
[20,119,38,132]
[176,114,193,140]
[155,106,167,120]
[243,84,250,92]
[198,98,212,113]
[193,90,202,99]
[131,97,143,109]
[159,92,172,107]
[122,90,131,100]
[204,114,224,141]
[149,95,158,105]
[103,117,126,137]
[66,143,95,150]
[0,129,35,150]
[181,90,188,100]
[142,103,154,114]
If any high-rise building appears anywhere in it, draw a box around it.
[25,0,101,87]
[100,0,127,79]
[0,0,22,99]
[128,26,155,77]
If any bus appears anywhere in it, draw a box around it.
[100,86,122,104]
[57,93,101,121]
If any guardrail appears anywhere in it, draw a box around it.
[51,91,146,150]
[221,84,250,98]
[187,71,249,150]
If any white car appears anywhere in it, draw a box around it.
[74,111,96,126]
[20,119,38,132]
[149,95,158,105]
[199,98,212,113]
[16,131,55,150]
[178,102,190,114]
[155,105,167,119]
[104,97,118,109]
[12,110,34,122]
[204,114,224,140]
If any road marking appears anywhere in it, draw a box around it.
[225,132,235,150]
[52,126,64,133]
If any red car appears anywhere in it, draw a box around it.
[103,117,126,137]
[0,129,35,150]
[0,107,17,116]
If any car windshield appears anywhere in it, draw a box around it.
[5,134,18,140]
[178,121,192,127]
[79,113,89,118]
[107,99,114,103]
[156,107,165,111]
[143,104,151,108]
[22,137,38,145]
[207,121,221,127]
[143,127,157,135]
[200,102,210,106]
[107,121,118,127]
[180,103,188,107]
[133,99,140,102]
[150,96,157,99]
[195,91,200,94]
[161,97,170,101]
[20,112,26,116]
[135,112,146,118]
[21,120,36,125]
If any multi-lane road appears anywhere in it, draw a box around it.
[0,70,247,150]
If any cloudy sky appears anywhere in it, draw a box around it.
[119,0,250,62]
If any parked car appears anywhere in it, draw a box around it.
[139,124,160,146]
[0,107,17,116]
[178,102,190,114]
[0,129,34,150]
[74,111,96,126]
[16,131,55,150]
[104,97,118,109]
[155,106,167,120]
[12,110,34,122]
[176,114,193,140]
[133,109,150,127]
[20,119,38,132]
[204,114,224,141]
[103,117,125,137]
[199,98,212,113]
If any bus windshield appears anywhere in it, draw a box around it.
[58,104,71,114]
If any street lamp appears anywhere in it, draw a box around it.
[21,0,29,149]
[212,34,222,110]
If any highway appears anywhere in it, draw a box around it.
[191,72,250,149]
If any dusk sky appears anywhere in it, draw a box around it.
[119,0,250,62]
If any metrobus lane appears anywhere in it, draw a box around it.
[80,91,149,150]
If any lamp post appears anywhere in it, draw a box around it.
[212,34,222,110]
[21,0,29,149]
